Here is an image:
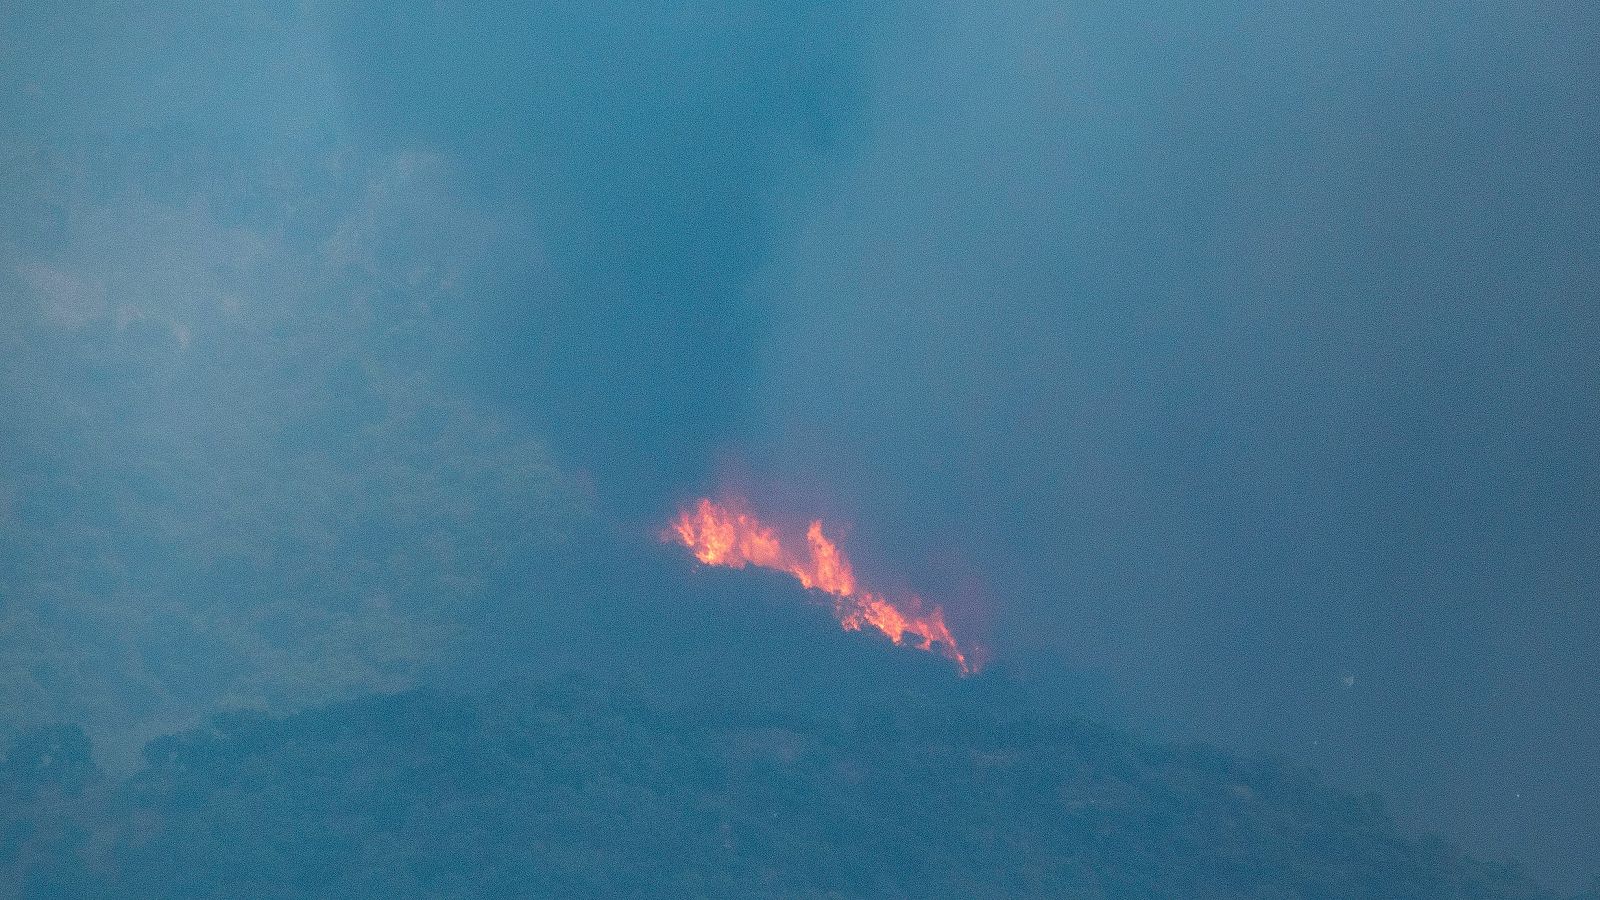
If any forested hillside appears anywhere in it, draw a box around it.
[3,672,1572,899]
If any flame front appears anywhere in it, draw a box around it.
[667,498,975,674]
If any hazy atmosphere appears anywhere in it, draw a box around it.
[3,2,1596,896]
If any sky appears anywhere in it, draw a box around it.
[1,0,1596,887]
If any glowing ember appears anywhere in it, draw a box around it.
[666,498,976,674]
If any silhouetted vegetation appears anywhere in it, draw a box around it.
[2,673,1573,899]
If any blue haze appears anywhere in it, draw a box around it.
[1,0,1596,889]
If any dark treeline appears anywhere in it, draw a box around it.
[4,665,1580,899]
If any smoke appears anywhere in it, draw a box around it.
[0,6,585,759]
[3,0,1597,885]
[737,0,1600,884]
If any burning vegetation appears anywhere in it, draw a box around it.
[666,498,976,674]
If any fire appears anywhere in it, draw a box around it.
[666,498,976,674]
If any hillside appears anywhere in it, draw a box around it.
[2,671,1568,899]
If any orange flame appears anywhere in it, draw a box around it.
[667,498,976,674]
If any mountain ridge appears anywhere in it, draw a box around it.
[3,666,1579,900]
